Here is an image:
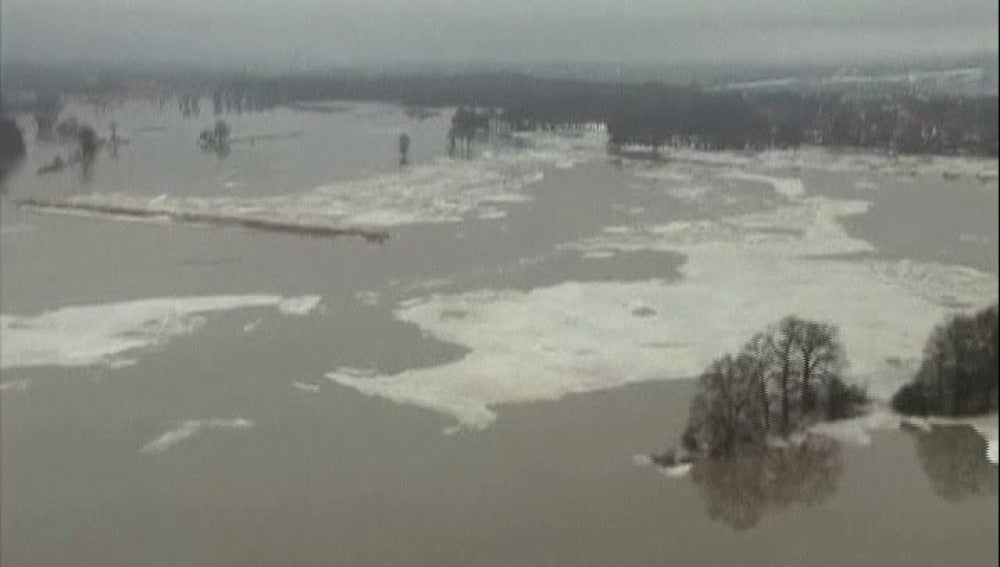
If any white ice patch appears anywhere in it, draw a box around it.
[293,381,322,393]
[665,186,712,201]
[0,378,30,393]
[721,171,805,199]
[633,168,695,184]
[139,418,253,455]
[329,175,997,430]
[582,250,616,259]
[355,291,381,307]
[631,453,692,477]
[0,224,36,236]
[659,463,693,478]
[477,207,508,220]
[1,295,322,370]
[277,295,324,316]
[808,407,903,446]
[663,146,998,181]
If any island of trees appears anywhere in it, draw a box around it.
[654,316,867,466]
[654,304,998,471]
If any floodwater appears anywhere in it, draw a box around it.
[1,99,997,566]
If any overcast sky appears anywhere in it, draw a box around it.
[2,0,998,69]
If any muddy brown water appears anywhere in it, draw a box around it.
[2,100,997,566]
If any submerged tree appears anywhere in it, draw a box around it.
[448,107,487,158]
[199,120,232,159]
[673,315,863,460]
[32,95,63,142]
[0,116,27,190]
[212,91,224,116]
[774,317,801,437]
[684,354,767,457]
[742,331,776,434]
[893,304,999,416]
[76,125,100,182]
[109,121,121,158]
[78,126,99,161]
[398,133,411,166]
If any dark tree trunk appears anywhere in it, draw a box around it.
[760,380,770,434]
[781,345,791,437]
[802,353,814,412]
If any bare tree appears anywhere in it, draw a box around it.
[774,316,802,437]
[199,120,232,159]
[32,96,63,142]
[686,355,766,457]
[794,321,845,413]
[0,116,27,190]
[741,332,776,434]
[72,125,100,183]
[448,107,485,158]
[398,133,411,166]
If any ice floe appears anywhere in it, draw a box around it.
[1,294,324,370]
[721,171,805,199]
[277,295,324,316]
[0,378,30,393]
[662,146,998,181]
[139,418,253,455]
[328,174,997,431]
[292,381,323,393]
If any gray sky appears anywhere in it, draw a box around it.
[2,0,998,69]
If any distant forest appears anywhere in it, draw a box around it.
[4,70,999,157]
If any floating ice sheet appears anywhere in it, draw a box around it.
[140,418,253,455]
[1,294,323,369]
[330,172,997,431]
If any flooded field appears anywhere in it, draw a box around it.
[1,99,997,566]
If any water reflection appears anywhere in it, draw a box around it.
[909,424,998,502]
[684,435,844,530]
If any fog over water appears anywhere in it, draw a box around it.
[2,0,997,68]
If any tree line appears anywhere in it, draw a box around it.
[193,74,1000,157]
[9,72,997,157]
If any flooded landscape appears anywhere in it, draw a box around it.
[1,97,997,565]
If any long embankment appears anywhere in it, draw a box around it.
[17,197,389,243]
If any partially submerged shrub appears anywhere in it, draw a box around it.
[892,304,998,417]
[823,376,869,420]
[199,120,232,158]
[892,382,929,416]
